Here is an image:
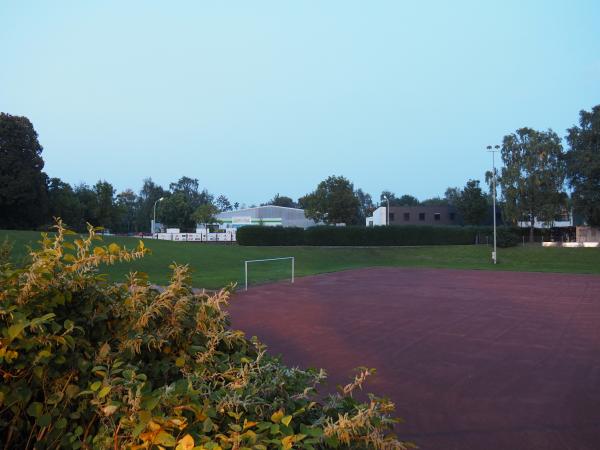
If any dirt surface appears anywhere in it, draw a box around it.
[229,267,600,450]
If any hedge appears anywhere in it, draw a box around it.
[237,225,521,246]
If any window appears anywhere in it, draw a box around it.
[404,212,410,221]
[389,213,395,221]
[368,220,373,227]
[419,212,425,221]
[449,212,455,221]
[434,213,441,221]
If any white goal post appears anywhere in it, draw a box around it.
[244,257,295,291]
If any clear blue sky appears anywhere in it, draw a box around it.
[1,1,599,205]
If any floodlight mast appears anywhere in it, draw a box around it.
[383,195,390,226]
[486,145,500,264]
[152,197,164,234]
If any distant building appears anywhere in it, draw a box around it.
[214,205,317,229]
[517,209,577,229]
[366,206,460,226]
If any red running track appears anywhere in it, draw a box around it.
[228,267,600,450]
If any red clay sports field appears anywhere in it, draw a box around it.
[229,267,600,450]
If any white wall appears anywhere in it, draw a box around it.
[366,206,387,226]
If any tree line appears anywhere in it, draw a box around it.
[1,105,599,237]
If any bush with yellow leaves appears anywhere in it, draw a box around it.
[0,221,414,449]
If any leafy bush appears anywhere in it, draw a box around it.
[0,221,413,449]
[238,225,496,247]
[495,228,521,248]
[237,226,306,246]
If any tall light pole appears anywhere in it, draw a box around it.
[152,197,164,234]
[382,196,390,226]
[486,145,500,264]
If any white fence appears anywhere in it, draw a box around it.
[145,230,236,242]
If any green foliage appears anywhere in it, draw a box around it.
[495,228,520,248]
[300,176,361,225]
[237,227,306,246]
[499,128,566,241]
[264,194,297,208]
[453,180,489,226]
[0,221,412,449]
[0,113,48,229]
[238,225,498,246]
[565,105,600,226]
[193,204,219,225]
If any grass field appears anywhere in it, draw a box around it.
[2,229,600,289]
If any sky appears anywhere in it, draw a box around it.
[1,1,599,206]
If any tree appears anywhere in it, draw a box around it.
[215,194,233,212]
[264,193,297,208]
[379,190,397,205]
[356,188,374,221]
[93,180,119,231]
[420,197,448,206]
[47,178,82,229]
[300,175,361,225]
[74,183,98,228]
[565,105,600,226]
[193,203,219,226]
[158,192,195,230]
[0,113,48,228]
[379,192,420,206]
[396,194,419,206]
[454,180,488,225]
[162,176,214,229]
[136,178,167,233]
[499,127,566,241]
[115,189,139,233]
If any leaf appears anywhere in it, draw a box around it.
[63,253,76,262]
[98,386,111,398]
[27,402,43,418]
[102,404,118,416]
[37,414,51,427]
[90,381,102,392]
[203,417,214,433]
[175,434,195,450]
[175,356,185,367]
[154,431,177,447]
[8,322,27,340]
[271,409,284,423]
[281,415,292,427]
[108,243,120,255]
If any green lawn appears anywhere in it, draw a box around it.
[2,229,600,289]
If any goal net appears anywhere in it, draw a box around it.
[244,257,295,290]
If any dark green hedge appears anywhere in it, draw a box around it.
[237,225,521,246]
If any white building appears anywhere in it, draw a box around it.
[214,205,317,229]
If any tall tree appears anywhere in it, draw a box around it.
[160,176,213,230]
[74,183,98,228]
[264,193,297,208]
[420,197,449,206]
[565,105,600,226]
[93,180,118,231]
[356,188,374,221]
[0,113,48,228]
[300,175,360,225]
[396,194,419,206]
[47,178,82,229]
[454,180,488,225]
[115,189,139,233]
[136,178,167,233]
[193,203,219,227]
[499,127,566,241]
[215,194,233,212]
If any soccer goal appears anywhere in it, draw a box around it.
[244,257,295,291]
